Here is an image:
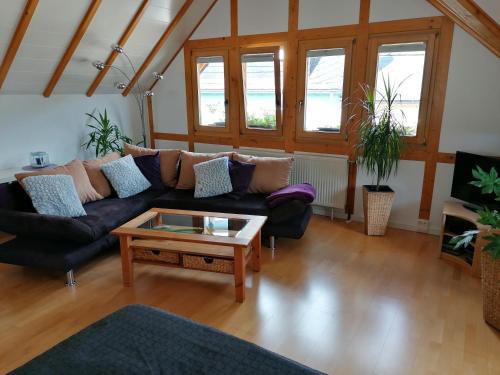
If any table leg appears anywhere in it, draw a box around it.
[234,246,245,303]
[252,230,261,272]
[119,235,134,287]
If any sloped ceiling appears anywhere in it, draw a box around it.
[475,0,500,24]
[1,0,497,96]
[0,0,214,95]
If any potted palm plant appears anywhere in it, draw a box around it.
[355,77,407,235]
[451,166,500,330]
[82,109,133,158]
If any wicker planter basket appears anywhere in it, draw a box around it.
[362,185,395,236]
[481,248,500,330]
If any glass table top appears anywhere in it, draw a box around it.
[139,213,249,238]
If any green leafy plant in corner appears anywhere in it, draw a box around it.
[82,109,133,158]
[355,76,408,190]
[450,166,500,260]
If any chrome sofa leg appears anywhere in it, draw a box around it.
[269,236,276,251]
[65,270,77,287]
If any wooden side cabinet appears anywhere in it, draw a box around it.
[439,201,490,278]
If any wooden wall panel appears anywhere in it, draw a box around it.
[147,95,156,148]
[345,0,371,217]
[283,0,299,153]
[419,18,455,220]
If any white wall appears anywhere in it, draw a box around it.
[0,94,140,169]
[153,0,500,234]
[152,52,188,135]
[428,26,500,233]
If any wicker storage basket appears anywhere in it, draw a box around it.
[134,248,180,265]
[481,250,500,330]
[363,185,395,236]
[183,255,234,274]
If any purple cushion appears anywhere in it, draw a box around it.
[227,160,256,199]
[133,152,164,191]
[266,183,316,208]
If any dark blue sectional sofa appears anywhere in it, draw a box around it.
[0,181,312,283]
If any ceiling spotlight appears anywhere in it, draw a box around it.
[144,91,154,97]
[115,82,127,90]
[92,61,105,70]
[153,72,164,80]
[112,44,124,54]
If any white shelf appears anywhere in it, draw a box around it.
[0,168,23,184]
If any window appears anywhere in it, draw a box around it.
[367,33,436,144]
[296,38,353,141]
[239,47,283,134]
[191,49,230,132]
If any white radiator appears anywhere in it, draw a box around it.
[238,148,348,209]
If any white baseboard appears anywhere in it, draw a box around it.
[311,205,440,236]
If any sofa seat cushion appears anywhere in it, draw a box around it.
[0,235,118,272]
[83,190,163,233]
[152,189,271,217]
[0,208,108,245]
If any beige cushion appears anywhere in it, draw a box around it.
[16,160,103,204]
[82,152,121,198]
[234,154,293,194]
[176,151,234,190]
[123,143,181,188]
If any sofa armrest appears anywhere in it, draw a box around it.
[268,200,308,224]
[0,209,106,244]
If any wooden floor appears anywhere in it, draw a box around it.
[0,216,499,374]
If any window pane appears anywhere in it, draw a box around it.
[304,48,346,133]
[241,53,279,130]
[375,42,426,136]
[197,56,226,127]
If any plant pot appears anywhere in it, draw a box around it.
[362,185,395,236]
[480,237,500,330]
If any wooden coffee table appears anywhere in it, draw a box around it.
[112,208,267,302]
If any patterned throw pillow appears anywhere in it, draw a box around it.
[23,175,86,217]
[193,157,233,198]
[101,155,151,199]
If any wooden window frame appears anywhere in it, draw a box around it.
[295,37,354,143]
[366,31,438,146]
[190,48,231,135]
[238,46,283,137]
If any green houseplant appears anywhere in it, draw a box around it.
[451,166,500,329]
[82,109,133,158]
[355,76,407,235]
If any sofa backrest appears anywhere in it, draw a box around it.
[0,182,35,212]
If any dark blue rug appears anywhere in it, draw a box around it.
[11,304,325,375]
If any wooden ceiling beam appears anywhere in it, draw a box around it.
[149,0,218,91]
[123,0,194,97]
[427,0,500,57]
[0,0,39,91]
[86,0,150,97]
[43,0,101,97]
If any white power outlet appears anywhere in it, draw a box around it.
[417,219,429,233]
